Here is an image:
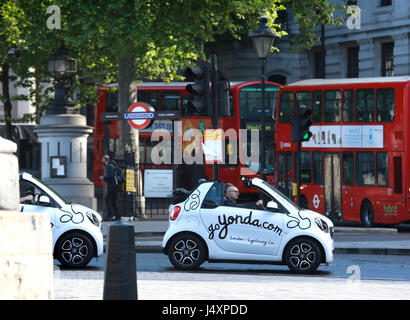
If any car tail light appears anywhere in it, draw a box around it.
[170,206,181,221]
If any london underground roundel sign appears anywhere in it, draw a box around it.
[126,102,155,129]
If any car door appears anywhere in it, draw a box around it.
[199,183,285,256]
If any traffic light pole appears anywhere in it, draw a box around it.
[296,139,301,207]
[260,58,266,181]
[210,54,219,180]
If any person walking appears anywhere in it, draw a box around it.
[100,155,120,221]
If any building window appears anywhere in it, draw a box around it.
[314,51,325,78]
[347,46,359,78]
[381,42,394,76]
[380,0,392,6]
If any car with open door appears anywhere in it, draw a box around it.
[19,172,103,268]
[162,177,334,273]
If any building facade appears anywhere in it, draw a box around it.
[218,0,410,84]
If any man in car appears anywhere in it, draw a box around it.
[224,183,264,208]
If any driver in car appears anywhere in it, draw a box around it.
[20,187,34,203]
[224,183,265,209]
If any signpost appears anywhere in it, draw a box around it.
[101,102,180,130]
[101,102,180,195]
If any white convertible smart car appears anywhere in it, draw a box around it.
[19,172,103,268]
[162,177,334,273]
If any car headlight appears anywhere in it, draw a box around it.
[314,217,329,233]
[86,211,100,227]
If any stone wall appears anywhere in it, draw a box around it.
[0,137,53,299]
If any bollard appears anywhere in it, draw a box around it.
[103,220,137,300]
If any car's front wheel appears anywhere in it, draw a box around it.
[55,232,94,268]
[284,237,322,273]
[168,233,206,270]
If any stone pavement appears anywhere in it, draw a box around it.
[101,219,410,255]
[52,219,410,300]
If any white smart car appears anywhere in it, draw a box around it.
[19,172,103,268]
[162,177,334,273]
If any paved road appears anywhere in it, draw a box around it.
[53,252,410,300]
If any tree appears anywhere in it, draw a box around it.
[7,0,348,214]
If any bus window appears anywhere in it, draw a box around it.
[239,84,276,119]
[278,152,293,196]
[147,91,160,110]
[342,89,354,123]
[300,151,311,182]
[106,91,118,112]
[182,95,194,116]
[376,88,395,122]
[356,152,375,186]
[376,152,388,186]
[137,90,145,102]
[356,89,375,122]
[295,91,311,109]
[324,90,341,123]
[161,91,181,111]
[278,92,293,123]
[313,151,322,184]
[312,91,322,123]
[145,139,158,164]
[343,152,354,185]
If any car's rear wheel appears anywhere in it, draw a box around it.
[168,233,206,270]
[55,232,94,268]
[284,237,322,273]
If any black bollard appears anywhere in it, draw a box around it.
[103,220,137,300]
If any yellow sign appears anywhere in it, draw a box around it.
[125,167,136,192]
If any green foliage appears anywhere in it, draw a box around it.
[0,0,348,120]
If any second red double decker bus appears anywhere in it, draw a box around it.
[275,76,410,226]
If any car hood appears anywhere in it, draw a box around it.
[300,209,334,227]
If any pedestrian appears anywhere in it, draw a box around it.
[99,154,120,221]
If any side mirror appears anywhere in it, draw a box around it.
[38,195,51,206]
[266,201,280,212]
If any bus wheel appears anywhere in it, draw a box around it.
[361,200,374,227]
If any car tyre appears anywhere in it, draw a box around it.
[55,232,94,268]
[284,237,321,274]
[168,233,206,270]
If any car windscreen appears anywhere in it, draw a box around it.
[32,176,69,204]
[260,180,302,211]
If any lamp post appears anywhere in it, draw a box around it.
[249,9,277,181]
[34,45,96,209]
[47,46,77,114]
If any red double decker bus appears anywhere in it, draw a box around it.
[275,77,410,226]
[93,81,280,198]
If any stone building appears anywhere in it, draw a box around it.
[218,0,410,84]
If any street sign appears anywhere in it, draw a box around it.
[127,102,155,129]
[101,107,181,129]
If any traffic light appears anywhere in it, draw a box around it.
[291,107,312,142]
[184,63,210,115]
